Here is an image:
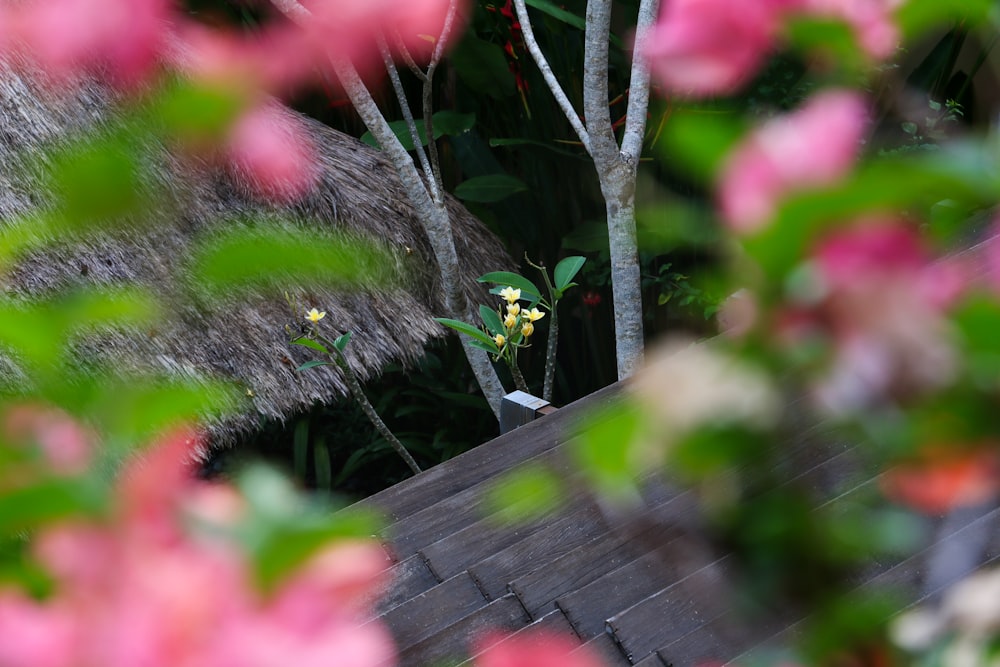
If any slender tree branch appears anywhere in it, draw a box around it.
[378,35,440,203]
[511,0,593,155]
[621,0,660,162]
[582,0,618,165]
[334,349,422,475]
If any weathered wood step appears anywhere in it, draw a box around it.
[466,498,610,601]
[420,496,601,584]
[357,382,622,524]
[506,488,700,619]
[380,445,576,559]
[574,631,634,667]
[366,553,440,619]
[378,571,487,652]
[605,555,738,662]
[396,593,531,667]
[457,608,579,667]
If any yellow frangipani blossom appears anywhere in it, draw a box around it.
[524,307,545,322]
[507,302,520,317]
[499,286,521,305]
[503,313,517,329]
[494,333,506,348]
[521,322,535,337]
[305,308,326,323]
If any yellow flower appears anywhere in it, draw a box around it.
[305,308,326,323]
[499,286,521,305]
[494,333,506,348]
[524,307,545,322]
[521,322,534,337]
[507,302,521,317]
[503,313,517,329]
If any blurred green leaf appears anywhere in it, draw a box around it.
[361,111,476,150]
[896,0,993,40]
[660,107,745,184]
[454,174,529,203]
[154,78,247,143]
[485,463,566,524]
[190,224,395,297]
[671,426,767,480]
[0,478,105,533]
[570,399,644,503]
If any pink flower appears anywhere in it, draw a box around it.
[643,0,787,98]
[798,0,903,59]
[475,630,607,667]
[226,104,319,202]
[2,403,92,475]
[9,0,170,86]
[718,89,869,233]
[789,220,962,413]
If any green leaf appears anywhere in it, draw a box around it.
[291,337,330,355]
[485,463,566,524]
[333,332,352,352]
[524,0,623,47]
[489,138,588,160]
[477,272,543,301]
[570,399,644,504]
[480,305,504,336]
[432,111,476,136]
[155,78,247,143]
[454,174,529,203]
[0,478,105,533]
[361,119,430,151]
[660,107,745,183]
[451,36,516,99]
[434,317,495,346]
[190,224,394,298]
[553,256,586,291]
[295,360,333,371]
[469,339,500,354]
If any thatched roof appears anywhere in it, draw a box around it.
[0,55,511,444]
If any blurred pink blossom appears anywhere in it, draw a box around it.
[7,0,170,86]
[2,403,92,475]
[643,0,787,98]
[718,89,869,233]
[786,220,962,413]
[226,104,320,201]
[474,629,608,667]
[800,0,904,59]
[0,428,396,667]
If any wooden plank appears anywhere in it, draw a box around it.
[605,556,737,662]
[381,445,576,559]
[574,631,633,667]
[354,381,623,523]
[397,594,531,667]
[458,609,580,667]
[419,499,600,584]
[367,554,441,618]
[634,653,669,667]
[379,572,487,651]
[465,499,610,601]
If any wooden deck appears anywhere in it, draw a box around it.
[345,371,1000,666]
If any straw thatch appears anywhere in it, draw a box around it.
[0,55,512,445]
